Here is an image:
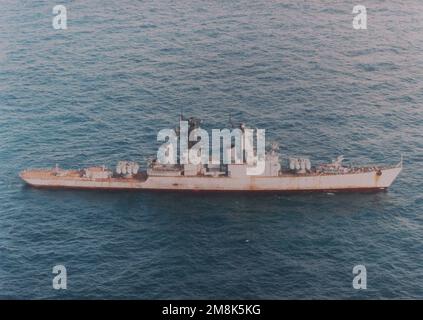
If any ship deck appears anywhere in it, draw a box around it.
[19,169,147,182]
[20,164,400,181]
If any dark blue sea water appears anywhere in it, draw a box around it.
[0,0,422,299]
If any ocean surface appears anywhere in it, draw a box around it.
[0,0,422,299]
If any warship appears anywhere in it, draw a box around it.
[20,117,402,192]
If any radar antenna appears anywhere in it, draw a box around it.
[270,142,279,151]
[229,113,235,128]
[179,107,184,122]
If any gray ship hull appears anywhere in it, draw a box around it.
[20,166,402,192]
